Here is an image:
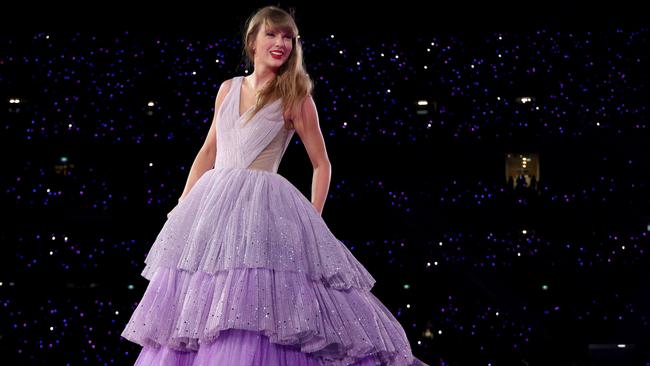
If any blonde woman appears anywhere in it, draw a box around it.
[121,5,428,365]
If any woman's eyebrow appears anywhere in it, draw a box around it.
[267,29,293,36]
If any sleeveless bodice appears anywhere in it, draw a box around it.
[213,76,295,173]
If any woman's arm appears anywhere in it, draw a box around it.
[292,95,331,216]
[178,79,232,202]
[178,148,215,202]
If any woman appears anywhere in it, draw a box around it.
[121,5,428,365]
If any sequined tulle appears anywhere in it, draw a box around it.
[139,167,376,292]
[120,76,428,365]
[125,266,424,365]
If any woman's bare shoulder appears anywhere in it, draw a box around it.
[214,78,235,107]
[289,95,317,131]
[220,78,234,94]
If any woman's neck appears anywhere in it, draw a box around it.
[246,70,276,91]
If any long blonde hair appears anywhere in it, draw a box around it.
[241,5,314,127]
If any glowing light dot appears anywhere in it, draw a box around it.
[149,162,153,167]
[522,229,527,234]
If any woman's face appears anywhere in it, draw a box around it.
[251,24,293,69]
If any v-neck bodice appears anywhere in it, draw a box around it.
[213,76,295,173]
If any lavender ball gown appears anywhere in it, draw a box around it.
[121,76,429,366]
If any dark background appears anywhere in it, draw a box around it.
[1,1,649,365]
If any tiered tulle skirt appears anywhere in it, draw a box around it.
[121,166,428,365]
